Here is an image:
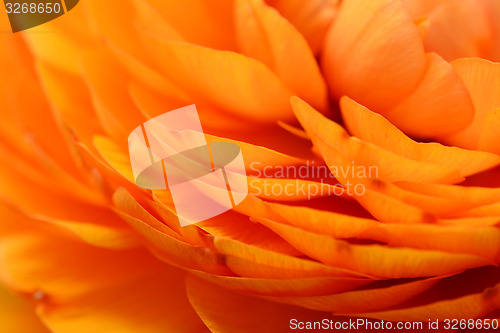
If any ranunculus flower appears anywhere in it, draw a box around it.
[1,0,500,332]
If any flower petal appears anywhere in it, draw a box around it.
[141,0,237,50]
[265,278,438,314]
[445,58,500,149]
[235,0,328,111]
[81,51,145,142]
[142,39,295,122]
[243,197,500,261]
[322,0,427,111]
[212,237,368,279]
[265,0,339,55]
[0,228,207,333]
[341,96,500,177]
[478,107,500,155]
[258,217,493,278]
[0,283,50,333]
[190,270,369,297]
[383,53,474,137]
[353,283,500,321]
[112,188,232,275]
[186,274,336,333]
[292,97,463,184]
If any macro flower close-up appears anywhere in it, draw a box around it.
[1,0,500,332]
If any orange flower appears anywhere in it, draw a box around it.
[1,0,500,332]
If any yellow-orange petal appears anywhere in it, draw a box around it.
[0,147,122,228]
[0,230,207,333]
[420,0,493,61]
[259,218,492,278]
[93,137,134,184]
[141,0,237,50]
[341,96,500,177]
[352,283,500,321]
[129,82,248,131]
[235,0,328,111]
[265,0,339,55]
[396,181,500,211]
[292,97,463,184]
[112,189,234,275]
[445,58,500,149]
[20,17,87,74]
[35,61,103,148]
[0,36,82,175]
[0,283,50,333]
[213,237,368,279]
[0,202,139,250]
[322,0,427,111]
[186,275,335,333]
[265,278,438,314]
[81,51,145,143]
[132,0,184,42]
[384,53,475,137]
[478,107,500,155]
[242,197,500,261]
[142,38,294,122]
[190,270,369,297]
[196,214,302,257]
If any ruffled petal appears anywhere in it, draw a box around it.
[340,96,500,177]
[258,217,493,278]
[291,97,463,184]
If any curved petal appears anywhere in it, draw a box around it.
[81,51,145,142]
[445,58,500,149]
[340,96,500,177]
[0,283,50,333]
[292,97,463,184]
[265,0,339,55]
[212,237,368,279]
[353,283,500,321]
[112,189,232,275]
[0,230,207,333]
[383,53,474,137]
[265,278,438,314]
[322,0,427,111]
[235,0,328,111]
[191,270,369,297]
[142,0,237,50]
[478,107,500,155]
[142,39,295,122]
[243,197,500,261]
[186,274,337,333]
[258,217,493,278]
